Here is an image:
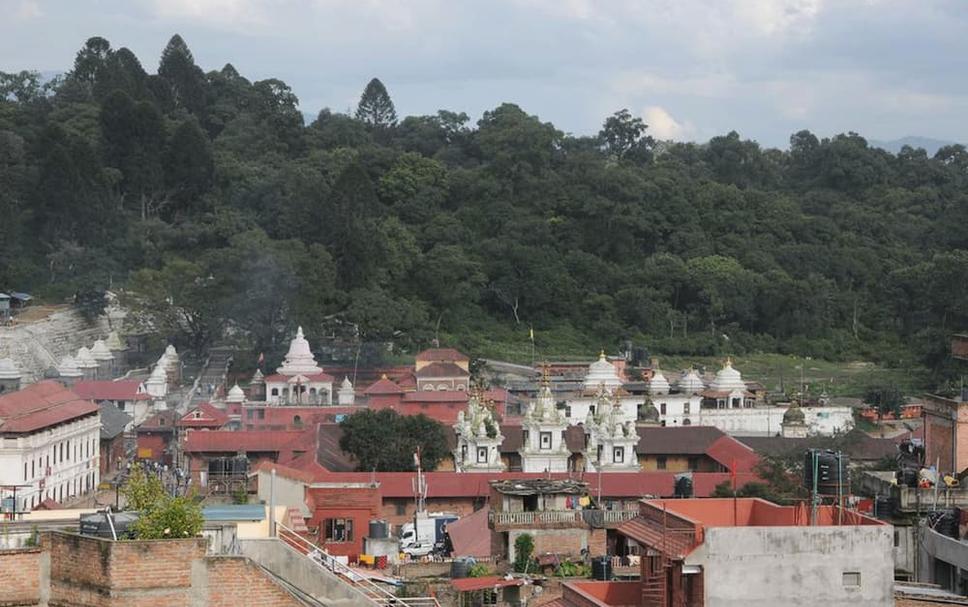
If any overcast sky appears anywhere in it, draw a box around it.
[2,0,966,148]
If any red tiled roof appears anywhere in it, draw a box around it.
[73,379,149,401]
[183,429,313,453]
[415,362,469,378]
[0,381,99,433]
[264,372,335,383]
[416,348,469,363]
[447,506,491,558]
[451,576,524,592]
[704,435,759,473]
[177,402,230,428]
[364,377,404,395]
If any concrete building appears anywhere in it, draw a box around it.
[488,478,629,563]
[98,401,131,476]
[0,381,100,512]
[618,498,892,607]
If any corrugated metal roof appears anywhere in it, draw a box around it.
[202,504,266,521]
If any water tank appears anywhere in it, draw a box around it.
[79,511,140,539]
[873,496,895,520]
[368,519,388,539]
[674,474,693,498]
[451,557,473,579]
[803,449,850,495]
[591,556,612,581]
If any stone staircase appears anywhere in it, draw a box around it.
[0,306,124,383]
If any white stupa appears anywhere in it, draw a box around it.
[90,339,113,362]
[648,363,671,395]
[582,351,623,392]
[709,358,746,392]
[678,369,706,394]
[277,327,323,376]
[56,356,83,379]
[0,358,22,380]
[337,377,355,405]
[105,331,125,352]
[75,347,98,371]
[226,383,246,403]
[146,363,168,399]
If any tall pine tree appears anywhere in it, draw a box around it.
[355,78,397,128]
[158,34,207,116]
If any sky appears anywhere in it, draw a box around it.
[2,0,967,148]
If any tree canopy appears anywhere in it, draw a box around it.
[339,409,449,471]
[2,35,967,387]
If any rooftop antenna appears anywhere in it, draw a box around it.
[412,447,427,516]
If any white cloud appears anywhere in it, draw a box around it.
[145,0,269,29]
[642,106,694,140]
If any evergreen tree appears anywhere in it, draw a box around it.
[355,77,397,128]
[164,117,213,219]
[158,34,207,115]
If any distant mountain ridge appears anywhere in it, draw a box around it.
[869,136,959,156]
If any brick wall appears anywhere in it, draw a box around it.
[381,497,479,527]
[206,557,302,607]
[25,532,306,607]
[44,531,206,607]
[0,548,43,607]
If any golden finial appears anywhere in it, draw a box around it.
[381,373,388,379]
[599,349,606,358]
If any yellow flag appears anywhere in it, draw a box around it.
[529,326,534,341]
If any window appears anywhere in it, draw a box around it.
[324,518,353,542]
[477,447,488,463]
[683,402,690,415]
[731,397,741,408]
[660,403,667,415]
[657,456,667,470]
[257,409,265,420]
[682,418,691,426]
[894,530,900,547]
[688,456,699,470]
[271,388,279,396]
[31,460,35,478]
[613,447,625,463]
[246,409,254,420]
[842,572,861,587]
[395,501,407,515]
[293,415,303,428]
[539,432,552,450]
[24,462,27,481]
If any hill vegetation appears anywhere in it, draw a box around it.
[2,35,967,387]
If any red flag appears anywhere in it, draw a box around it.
[257,352,265,367]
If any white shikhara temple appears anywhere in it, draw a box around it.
[261,327,336,405]
[557,354,852,437]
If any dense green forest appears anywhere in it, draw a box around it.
[2,35,967,382]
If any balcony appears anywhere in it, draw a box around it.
[489,509,637,530]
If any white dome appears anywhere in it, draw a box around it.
[56,356,82,378]
[340,376,353,390]
[90,339,114,361]
[649,369,670,395]
[226,383,246,403]
[147,363,167,383]
[277,326,322,376]
[105,331,125,351]
[583,351,623,391]
[164,344,178,359]
[75,347,98,369]
[678,369,705,394]
[0,358,22,380]
[710,359,746,392]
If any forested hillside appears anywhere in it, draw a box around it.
[2,36,967,380]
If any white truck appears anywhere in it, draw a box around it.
[400,512,457,557]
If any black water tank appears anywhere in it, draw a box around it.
[79,511,140,539]
[874,496,895,520]
[803,449,850,495]
[451,557,472,579]
[591,557,612,581]
[674,474,693,498]
[369,519,388,539]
